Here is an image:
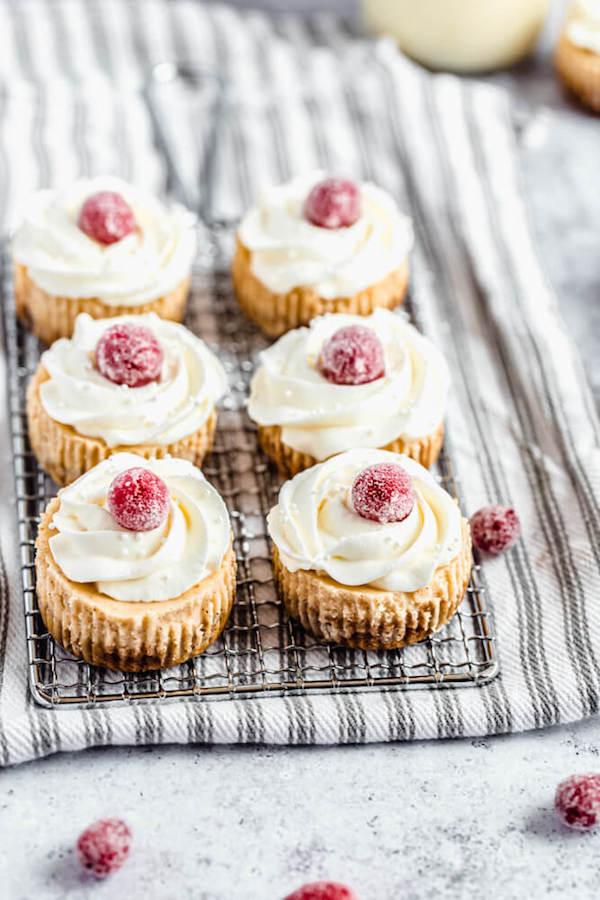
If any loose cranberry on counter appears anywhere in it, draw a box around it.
[107,467,170,532]
[555,774,600,831]
[320,325,385,386]
[352,462,415,525]
[304,177,361,229]
[470,505,520,555]
[78,190,136,245]
[283,882,358,900]
[95,322,164,388]
[76,818,131,878]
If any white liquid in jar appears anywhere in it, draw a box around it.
[362,0,549,73]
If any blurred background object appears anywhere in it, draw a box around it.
[223,0,357,10]
[362,0,550,72]
[228,0,565,81]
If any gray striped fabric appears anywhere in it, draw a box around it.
[0,0,599,765]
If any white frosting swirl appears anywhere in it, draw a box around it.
[268,449,463,592]
[248,309,448,459]
[238,172,413,298]
[567,1,600,53]
[12,176,196,306]
[39,313,227,447]
[49,454,231,603]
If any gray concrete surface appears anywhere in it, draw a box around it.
[2,718,600,899]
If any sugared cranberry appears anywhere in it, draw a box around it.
[352,463,415,524]
[555,774,600,830]
[304,177,361,229]
[76,818,131,878]
[470,505,520,555]
[320,325,385,386]
[78,191,136,245]
[107,467,170,532]
[95,323,163,388]
[283,883,358,900]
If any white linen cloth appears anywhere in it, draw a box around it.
[0,0,598,765]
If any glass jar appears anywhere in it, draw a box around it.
[362,0,550,73]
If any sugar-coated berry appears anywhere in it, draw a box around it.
[320,325,385,386]
[470,505,520,555]
[555,774,600,831]
[283,882,358,900]
[78,191,136,245]
[352,463,415,524]
[76,818,132,878]
[107,467,170,532]
[304,177,361,229]
[95,323,164,388]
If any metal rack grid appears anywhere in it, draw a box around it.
[2,233,498,709]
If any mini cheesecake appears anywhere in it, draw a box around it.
[35,454,237,671]
[27,312,227,485]
[232,172,413,337]
[249,309,448,477]
[268,449,472,650]
[12,176,196,344]
[556,1,600,111]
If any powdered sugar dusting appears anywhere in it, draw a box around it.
[470,505,520,555]
[283,882,358,900]
[76,818,132,878]
[351,462,415,524]
[554,774,600,830]
[77,190,136,245]
[107,466,170,532]
[304,176,361,229]
[95,322,164,388]
[320,324,385,386]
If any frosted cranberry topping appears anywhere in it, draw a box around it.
[107,467,170,532]
[77,191,136,245]
[352,463,415,524]
[283,882,358,900]
[555,774,600,830]
[320,325,385,386]
[304,177,361,229]
[95,323,163,388]
[76,818,131,878]
[470,505,520,555]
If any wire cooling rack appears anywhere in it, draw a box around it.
[2,231,498,709]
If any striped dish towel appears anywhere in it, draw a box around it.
[0,0,599,766]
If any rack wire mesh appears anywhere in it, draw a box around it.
[3,226,497,709]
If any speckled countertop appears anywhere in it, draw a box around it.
[2,2,600,898]
[3,722,600,899]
